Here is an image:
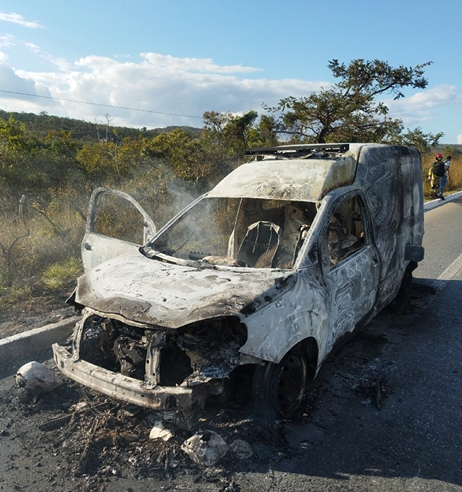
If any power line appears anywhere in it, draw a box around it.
[0,89,203,119]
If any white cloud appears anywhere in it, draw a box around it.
[23,42,41,53]
[457,134,462,144]
[8,39,458,135]
[384,85,462,125]
[0,34,15,49]
[8,48,457,136]
[1,52,326,128]
[0,12,42,29]
[19,42,70,72]
[0,62,54,112]
[141,52,261,74]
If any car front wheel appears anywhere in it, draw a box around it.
[252,344,308,419]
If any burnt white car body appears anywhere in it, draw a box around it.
[53,143,424,427]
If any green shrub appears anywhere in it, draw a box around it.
[41,257,82,292]
[0,285,32,311]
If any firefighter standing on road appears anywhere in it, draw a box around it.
[428,152,443,199]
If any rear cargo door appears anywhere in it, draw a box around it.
[82,188,156,271]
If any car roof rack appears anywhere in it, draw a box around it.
[245,143,350,158]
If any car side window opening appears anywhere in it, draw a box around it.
[325,196,366,267]
[93,193,147,244]
[235,200,317,269]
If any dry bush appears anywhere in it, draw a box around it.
[447,155,462,191]
[0,193,85,289]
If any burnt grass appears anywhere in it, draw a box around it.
[0,371,304,491]
[0,354,395,492]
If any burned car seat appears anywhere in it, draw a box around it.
[237,221,281,268]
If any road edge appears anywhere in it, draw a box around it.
[0,316,78,362]
[423,190,462,211]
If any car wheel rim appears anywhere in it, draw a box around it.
[274,352,307,416]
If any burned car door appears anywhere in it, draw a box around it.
[320,193,381,344]
[82,188,156,271]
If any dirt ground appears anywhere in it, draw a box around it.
[0,283,76,339]
[1,282,452,492]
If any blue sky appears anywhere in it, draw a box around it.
[0,0,461,143]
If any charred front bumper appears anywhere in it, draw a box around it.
[52,343,208,428]
[52,309,247,428]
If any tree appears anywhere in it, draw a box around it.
[0,115,31,152]
[201,111,260,184]
[202,110,258,152]
[387,127,444,155]
[144,129,210,186]
[266,59,433,143]
[246,114,279,148]
[76,137,144,187]
[0,115,51,197]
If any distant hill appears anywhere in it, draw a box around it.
[2,109,458,153]
[433,144,462,157]
[0,109,201,144]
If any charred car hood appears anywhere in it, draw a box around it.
[73,254,296,328]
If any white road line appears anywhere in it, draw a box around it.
[438,253,462,282]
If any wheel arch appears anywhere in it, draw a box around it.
[300,336,319,379]
[251,336,319,419]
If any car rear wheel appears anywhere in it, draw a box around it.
[252,344,308,419]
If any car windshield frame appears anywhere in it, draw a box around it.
[141,194,319,270]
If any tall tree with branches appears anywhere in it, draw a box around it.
[266,59,434,143]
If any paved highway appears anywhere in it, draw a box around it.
[418,196,462,282]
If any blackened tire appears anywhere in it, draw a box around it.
[252,344,308,419]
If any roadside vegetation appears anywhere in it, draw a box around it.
[1,58,460,315]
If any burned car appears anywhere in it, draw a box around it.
[53,143,425,427]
